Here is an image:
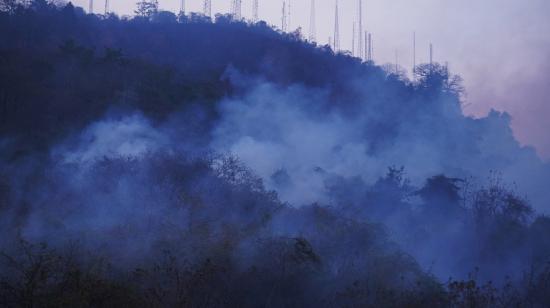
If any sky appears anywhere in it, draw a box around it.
[73,0,550,161]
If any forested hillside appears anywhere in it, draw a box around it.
[0,1,549,307]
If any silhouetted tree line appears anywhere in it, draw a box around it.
[0,1,549,307]
[0,155,548,306]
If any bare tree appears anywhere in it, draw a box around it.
[0,0,19,13]
[134,0,158,18]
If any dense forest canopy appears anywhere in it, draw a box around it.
[0,1,549,307]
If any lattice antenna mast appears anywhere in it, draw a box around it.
[429,43,433,66]
[333,0,340,52]
[180,0,185,14]
[309,0,316,42]
[237,0,242,19]
[288,0,291,30]
[104,0,109,14]
[252,0,259,22]
[203,0,211,18]
[395,49,399,74]
[231,0,242,20]
[352,22,355,56]
[367,32,372,61]
[369,33,374,61]
[413,32,416,78]
[281,1,287,31]
[364,31,367,61]
[371,34,374,60]
[356,0,363,59]
[89,0,93,14]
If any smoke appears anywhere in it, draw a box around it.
[3,64,547,283]
[204,67,550,282]
[1,5,550,303]
[52,113,168,163]
[211,68,550,213]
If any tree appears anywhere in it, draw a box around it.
[30,0,51,12]
[0,0,19,13]
[529,216,550,267]
[414,63,464,97]
[417,175,463,217]
[151,10,176,24]
[373,166,412,204]
[134,0,158,18]
[366,166,413,218]
[472,176,533,226]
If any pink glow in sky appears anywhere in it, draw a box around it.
[73,0,550,160]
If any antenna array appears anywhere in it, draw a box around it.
[430,43,433,66]
[203,0,211,18]
[252,0,258,22]
[352,22,355,56]
[288,0,291,30]
[281,1,287,31]
[356,0,363,58]
[309,0,316,41]
[367,33,373,61]
[364,31,367,59]
[333,0,340,52]
[413,32,416,77]
[102,0,444,71]
[231,0,242,20]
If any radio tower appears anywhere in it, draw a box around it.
[309,0,316,42]
[180,0,185,14]
[430,43,433,66]
[371,34,374,60]
[333,0,340,52]
[367,33,373,61]
[203,0,211,18]
[231,0,242,20]
[356,0,363,58]
[412,32,416,78]
[288,0,291,30]
[395,50,399,74]
[365,31,368,61]
[281,1,287,31]
[352,22,355,56]
[252,0,259,22]
[104,0,109,14]
[89,0,93,13]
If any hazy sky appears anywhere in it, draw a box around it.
[74,0,550,160]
